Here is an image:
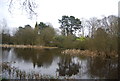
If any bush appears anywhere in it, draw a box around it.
[86,28,118,55]
[74,40,87,50]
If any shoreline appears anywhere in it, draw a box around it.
[0,44,58,49]
[1,44,118,58]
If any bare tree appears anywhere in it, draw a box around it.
[86,17,99,37]
[81,18,87,37]
[8,0,38,18]
[0,18,9,34]
[100,15,118,36]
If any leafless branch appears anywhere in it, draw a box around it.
[8,0,38,19]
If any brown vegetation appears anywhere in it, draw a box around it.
[0,44,58,49]
[61,49,118,58]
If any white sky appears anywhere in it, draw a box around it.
[0,0,119,30]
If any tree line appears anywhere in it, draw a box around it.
[1,15,119,54]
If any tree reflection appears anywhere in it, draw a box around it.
[2,48,11,61]
[13,48,60,68]
[56,56,80,76]
[2,47,11,52]
[87,57,118,79]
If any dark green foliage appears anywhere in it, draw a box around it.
[59,15,82,36]
[34,22,51,35]
[39,22,49,29]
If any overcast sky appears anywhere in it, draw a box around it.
[0,0,119,30]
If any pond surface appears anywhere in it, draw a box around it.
[2,48,118,79]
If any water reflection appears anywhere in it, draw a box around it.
[87,57,118,79]
[57,56,80,76]
[2,48,118,79]
[13,48,61,68]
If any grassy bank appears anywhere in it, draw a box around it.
[0,44,58,49]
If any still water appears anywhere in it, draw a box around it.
[2,48,118,79]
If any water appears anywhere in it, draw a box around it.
[2,48,118,79]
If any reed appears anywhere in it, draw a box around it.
[61,49,118,58]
